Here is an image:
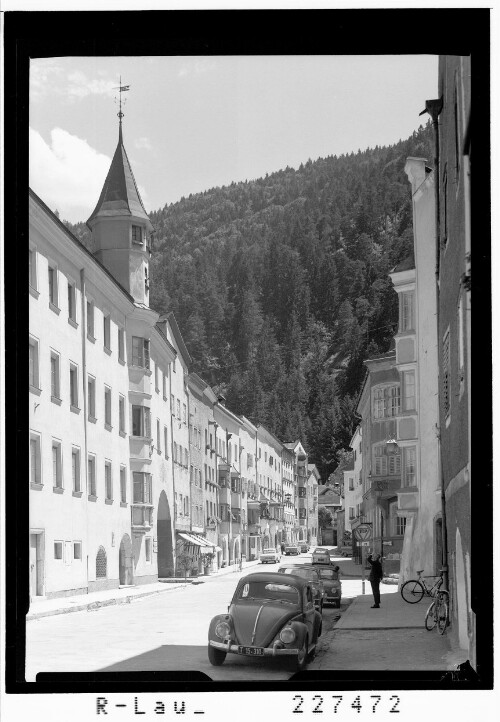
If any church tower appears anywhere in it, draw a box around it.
[86,83,153,306]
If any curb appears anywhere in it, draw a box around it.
[27,560,261,621]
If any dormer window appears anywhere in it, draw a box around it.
[132,225,143,245]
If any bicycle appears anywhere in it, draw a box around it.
[400,569,445,604]
[424,589,450,634]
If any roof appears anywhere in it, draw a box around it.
[390,252,415,274]
[238,571,310,591]
[87,127,153,231]
[318,487,342,505]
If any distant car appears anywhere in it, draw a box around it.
[284,545,300,556]
[312,547,333,565]
[312,564,342,607]
[260,548,281,564]
[299,543,310,553]
[207,571,322,671]
[278,564,325,613]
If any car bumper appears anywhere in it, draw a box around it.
[209,640,299,657]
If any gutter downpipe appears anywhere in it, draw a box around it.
[80,269,90,590]
[421,96,449,594]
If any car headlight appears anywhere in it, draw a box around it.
[279,626,296,644]
[215,621,231,639]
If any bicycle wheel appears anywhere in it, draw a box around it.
[401,580,425,603]
[424,600,437,631]
[436,592,449,635]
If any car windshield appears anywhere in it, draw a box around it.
[317,568,338,579]
[238,581,299,604]
[280,567,313,580]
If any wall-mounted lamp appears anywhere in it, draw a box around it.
[386,438,399,455]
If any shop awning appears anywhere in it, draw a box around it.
[177,532,214,550]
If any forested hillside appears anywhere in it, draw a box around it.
[65,122,433,479]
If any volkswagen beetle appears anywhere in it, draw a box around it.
[208,572,322,671]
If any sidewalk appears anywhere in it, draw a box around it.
[26,559,260,621]
[310,587,468,671]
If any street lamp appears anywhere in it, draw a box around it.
[386,438,399,455]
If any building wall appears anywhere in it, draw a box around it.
[437,54,472,657]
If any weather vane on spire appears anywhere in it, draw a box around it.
[114,76,130,136]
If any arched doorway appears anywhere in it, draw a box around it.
[119,534,133,585]
[157,491,174,578]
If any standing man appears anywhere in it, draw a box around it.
[367,552,383,608]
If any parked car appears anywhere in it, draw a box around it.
[260,548,281,564]
[207,571,322,671]
[299,543,310,553]
[284,545,300,556]
[312,564,342,607]
[311,547,333,565]
[278,564,326,613]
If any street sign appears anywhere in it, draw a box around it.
[353,524,373,541]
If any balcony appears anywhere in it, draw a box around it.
[131,504,153,532]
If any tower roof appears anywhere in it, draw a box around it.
[87,128,152,231]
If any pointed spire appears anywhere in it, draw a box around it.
[86,80,152,231]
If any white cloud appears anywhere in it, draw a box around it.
[178,58,216,78]
[66,71,116,100]
[134,136,152,151]
[29,127,111,223]
[30,60,116,103]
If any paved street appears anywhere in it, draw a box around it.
[26,552,378,681]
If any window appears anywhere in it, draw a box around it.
[442,329,451,417]
[176,399,181,420]
[132,405,151,438]
[373,385,400,419]
[400,291,414,332]
[132,337,150,369]
[52,440,62,488]
[132,224,143,245]
[349,507,355,520]
[29,336,40,390]
[54,542,63,560]
[105,461,113,500]
[403,447,416,487]
[118,328,125,362]
[96,546,107,578]
[388,453,401,476]
[173,442,177,463]
[183,403,187,424]
[67,281,77,323]
[88,376,96,420]
[104,386,112,429]
[87,301,94,338]
[30,432,42,485]
[119,395,126,434]
[48,265,58,307]
[133,472,152,504]
[157,419,161,453]
[74,541,82,560]
[349,477,354,491]
[88,454,96,497]
[103,314,111,350]
[395,516,407,536]
[170,394,175,415]
[69,363,79,408]
[403,371,416,411]
[155,363,159,392]
[29,247,38,290]
[163,372,167,399]
[164,426,168,458]
[145,537,152,562]
[120,466,127,503]
[50,351,60,399]
[374,446,387,477]
[72,447,81,492]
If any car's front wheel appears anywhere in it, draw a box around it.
[208,644,226,666]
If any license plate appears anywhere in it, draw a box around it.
[238,646,264,656]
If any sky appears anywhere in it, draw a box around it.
[29,55,439,223]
